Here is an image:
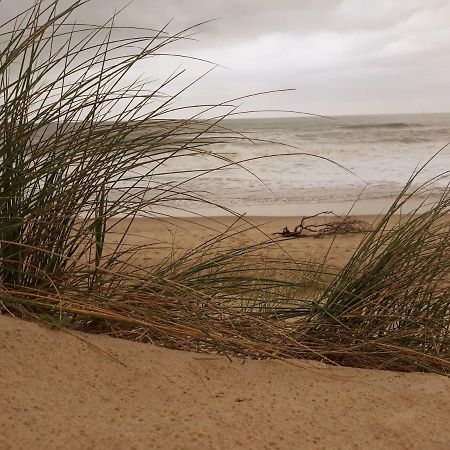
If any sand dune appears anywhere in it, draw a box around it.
[1,314,449,450]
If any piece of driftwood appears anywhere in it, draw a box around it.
[274,211,370,238]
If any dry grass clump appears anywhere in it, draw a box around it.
[1,0,449,375]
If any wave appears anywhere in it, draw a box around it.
[342,122,422,130]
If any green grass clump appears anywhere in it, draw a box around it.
[0,0,235,290]
[1,0,449,375]
[311,178,450,372]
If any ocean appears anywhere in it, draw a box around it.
[151,113,450,216]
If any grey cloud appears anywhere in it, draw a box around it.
[2,0,450,115]
[4,1,446,40]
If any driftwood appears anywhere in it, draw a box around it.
[274,211,370,238]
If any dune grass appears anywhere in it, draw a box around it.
[1,0,449,375]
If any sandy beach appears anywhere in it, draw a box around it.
[108,214,379,269]
[2,214,449,450]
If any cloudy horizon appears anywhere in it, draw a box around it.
[4,0,450,117]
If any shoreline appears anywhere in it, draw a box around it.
[150,194,443,218]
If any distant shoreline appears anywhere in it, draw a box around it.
[150,194,443,218]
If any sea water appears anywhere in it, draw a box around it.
[148,113,450,216]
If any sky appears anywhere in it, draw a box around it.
[4,0,450,117]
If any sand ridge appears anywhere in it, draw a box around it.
[1,314,449,450]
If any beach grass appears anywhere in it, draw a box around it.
[1,0,449,374]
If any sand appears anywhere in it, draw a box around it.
[107,214,379,268]
[1,314,449,450]
[1,215,450,449]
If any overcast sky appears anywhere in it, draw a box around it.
[5,0,450,116]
